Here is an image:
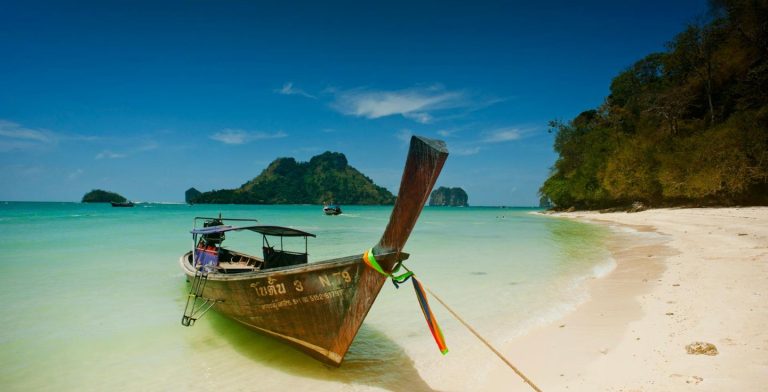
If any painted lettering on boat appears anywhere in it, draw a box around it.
[318,270,352,288]
[250,268,353,298]
[257,289,345,311]
[250,280,288,297]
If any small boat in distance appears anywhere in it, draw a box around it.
[111,201,135,207]
[323,204,342,215]
[179,135,448,366]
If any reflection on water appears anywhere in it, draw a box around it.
[207,313,436,392]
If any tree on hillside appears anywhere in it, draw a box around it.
[540,0,768,209]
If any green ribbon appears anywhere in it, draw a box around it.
[364,248,414,286]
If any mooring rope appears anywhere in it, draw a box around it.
[424,286,544,392]
[362,248,543,391]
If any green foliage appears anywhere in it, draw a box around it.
[540,0,768,209]
[191,151,396,205]
[658,110,768,200]
[602,137,660,202]
[81,189,127,203]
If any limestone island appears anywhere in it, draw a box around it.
[185,187,202,204]
[429,186,468,206]
[188,151,395,204]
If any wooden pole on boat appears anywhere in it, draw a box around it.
[425,287,544,392]
[374,135,448,270]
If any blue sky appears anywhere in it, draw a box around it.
[0,0,708,205]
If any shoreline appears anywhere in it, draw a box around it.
[480,207,768,391]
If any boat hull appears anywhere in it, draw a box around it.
[180,251,390,366]
[179,135,448,366]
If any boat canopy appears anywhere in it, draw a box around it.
[191,224,316,238]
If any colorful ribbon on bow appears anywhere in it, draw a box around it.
[362,248,449,355]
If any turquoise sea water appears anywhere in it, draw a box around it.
[0,203,611,391]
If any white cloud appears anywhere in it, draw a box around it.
[210,129,287,145]
[137,141,159,151]
[96,150,127,159]
[482,128,523,143]
[403,112,433,124]
[438,128,465,138]
[275,82,316,99]
[453,146,482,156]
[0,120,57,151]
[211,129,248,144]
[0,119,112,153]
[331,86,466,122]
[436,126,533,156]
[92,139,159,160]
[68,169,84,180]
[396,129,413,144]
[0,120,53,143]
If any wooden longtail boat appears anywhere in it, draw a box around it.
[179,135,448,366]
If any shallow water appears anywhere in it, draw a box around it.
[0,203,610,391]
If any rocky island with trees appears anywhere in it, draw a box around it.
[188,151,395,205]
[185,188,202,204]
[429,186,469,207]
[81,189,128,203]
[540,0,767,210]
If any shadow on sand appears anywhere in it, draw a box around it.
[207,313,437,392]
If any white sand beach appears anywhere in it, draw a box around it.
[482,207,768,391]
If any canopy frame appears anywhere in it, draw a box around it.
[190,216,314,267]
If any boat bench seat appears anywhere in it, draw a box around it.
[217,262,257,273]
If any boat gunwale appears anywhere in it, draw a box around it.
[179,250,407,282]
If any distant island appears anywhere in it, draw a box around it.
[540,3,768,210]
[429,186,468,207]
[185,188,202,204]
[188,151,395,205]
[82,189,128,203]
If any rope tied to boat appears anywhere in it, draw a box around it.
[362,248,448,355]
[362,248,543,392]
